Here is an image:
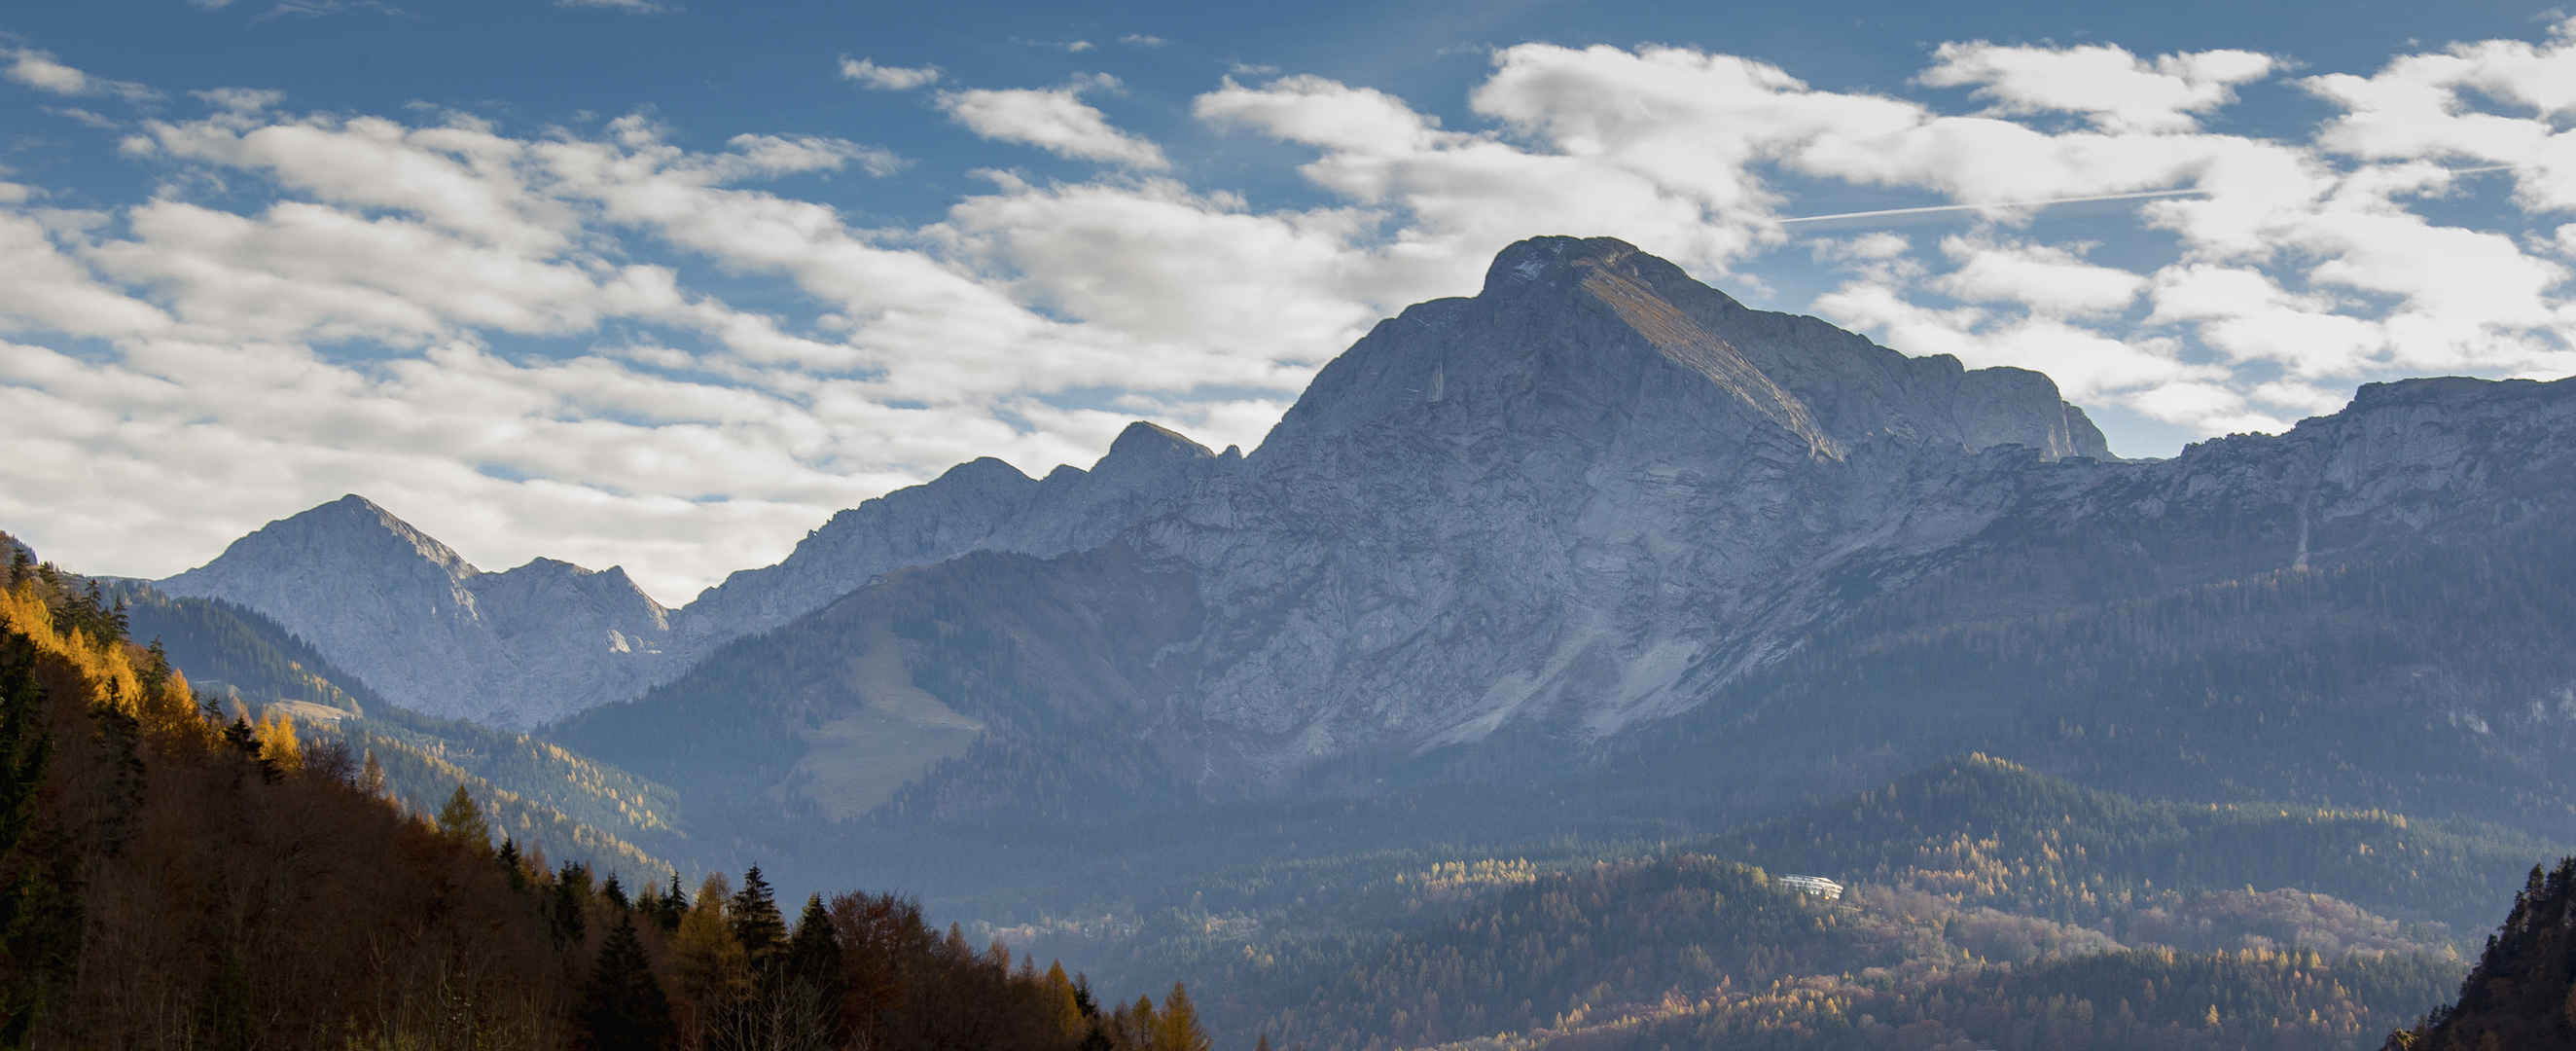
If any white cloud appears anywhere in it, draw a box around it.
[193,87,285,112]
[5,48,156,102]
[1918,42,2274,132]
[1120,33,1168,48]
[939,75,1170,169]
[2304,17,2576,210]
[1931,236,2146,316]
[0,214,172,338]
[841,57,941,91]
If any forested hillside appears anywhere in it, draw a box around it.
[1160,854,2453,1050]
[81,570,700,886]
[2380,857,2576,1050]
[0,547,1211,1049]
[1720,755,2554,939]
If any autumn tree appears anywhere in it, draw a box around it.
[437,784,491,853]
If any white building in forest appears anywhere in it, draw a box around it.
[1777,874,1843,900]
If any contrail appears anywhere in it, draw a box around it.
[1777,164,2522,225]
[1777,188,2209,224]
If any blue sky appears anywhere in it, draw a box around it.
[3,0,2572,601]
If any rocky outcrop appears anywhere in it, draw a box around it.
[669,420,1231,653]
[157,495,675,728]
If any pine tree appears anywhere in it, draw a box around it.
[730,865,785,972]
[579,913,675,1051]
[5,547,28,591]
[436,784,490,853]
[496,837,527,890]
[601,873,627,912]
[359,748,385,797]
[659,872,688,931]
[782,894,839,989]
[139,638,169,694]
[554,862,590,946]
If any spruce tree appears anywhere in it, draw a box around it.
[601,873,627,912]
[579,914,675,1051]
[554,863,590,946]
[659,872,687,931]
[782,894,839,991]
[496,837,527,890]
[730,865,785,971]
[138,638,169,694]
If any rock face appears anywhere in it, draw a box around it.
[669,421,1231,654]
[157,495,675,727]
[158,423,1230,727]
[1137,237,2112,779]
[564,236,2141,815]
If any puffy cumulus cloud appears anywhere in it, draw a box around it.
[0,213,172,338]
[1930,236,2146,316]
[1196,61,1799,298]
[4,48,156,102]
[1918,42,2274,132]
[2305,16,2576,210]
[840,57,940,91]
[938,75,1169,169]
[134,113,575,252]
[928,176,1389,377]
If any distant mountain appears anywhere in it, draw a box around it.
[154,422,1226,728]
[668,419,1231,654]
[157,494,675,728]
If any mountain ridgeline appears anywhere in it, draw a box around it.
[144,235,2576,857]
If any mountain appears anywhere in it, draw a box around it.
[155,422,1229,730]
[1623,372,2576,838]
[668,419,1231,654]
[561,236,2122,821]
[565,236,2576,854]
[156,494,675,728]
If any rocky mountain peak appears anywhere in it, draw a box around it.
[1093,421,1218,482]
[168,493,476,593]
[1264,236,2107,464]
